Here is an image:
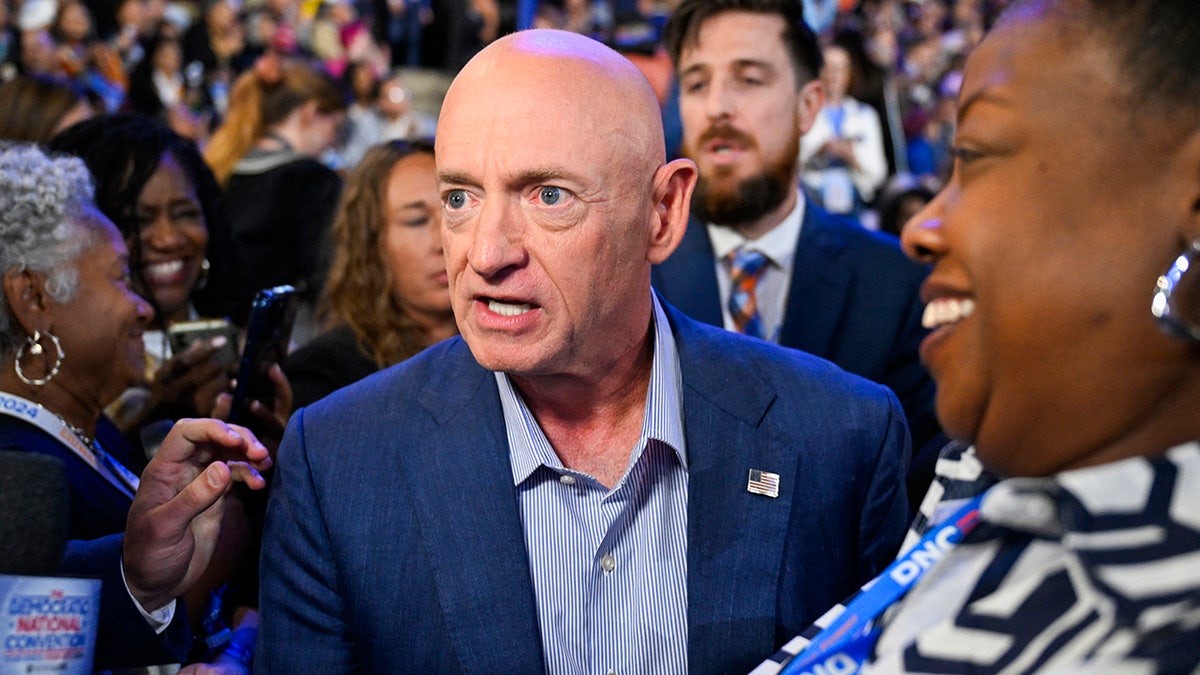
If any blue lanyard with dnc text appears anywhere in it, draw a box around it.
[779,494,986,675]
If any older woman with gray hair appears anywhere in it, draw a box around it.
[0,142,277,672]
[0,142,154,541]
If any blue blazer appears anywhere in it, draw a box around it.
[61,535,191,669]
[652,204,941,500]
[0,419,189,669]
[258,302,910,673]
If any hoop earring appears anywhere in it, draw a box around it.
[14,330,64,387]
[1152,239,1200,344]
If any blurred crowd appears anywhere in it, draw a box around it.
[1,0,1006,228]
[0,0,1002,668]
[5,0,1200,670]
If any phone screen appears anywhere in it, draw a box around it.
[166,318,239,367]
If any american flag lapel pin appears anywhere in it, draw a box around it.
[747,469,780,498]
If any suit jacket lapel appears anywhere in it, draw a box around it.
[407,340,545,672]
[398,318,802,671]
[779,202,853,357]
[665,305,802,672]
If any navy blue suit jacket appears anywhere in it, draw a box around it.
[652,204,940,500]
[61,535,191,669]
[258,302,910,673]
[0,418,189,668]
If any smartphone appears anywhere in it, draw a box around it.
[229,285,298,426]
[166,318,239,368]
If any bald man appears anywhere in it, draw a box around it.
[258,30,909,673]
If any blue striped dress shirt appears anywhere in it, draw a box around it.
[498,294,689,675]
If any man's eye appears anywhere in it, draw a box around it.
[539,186,563,206]
[445,190,468,209]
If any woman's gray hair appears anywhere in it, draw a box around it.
[0,142,100,353]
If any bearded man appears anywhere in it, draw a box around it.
[652,0,942,503]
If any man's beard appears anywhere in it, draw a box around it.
[688,125,800,230]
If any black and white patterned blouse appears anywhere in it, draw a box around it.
[753,442,1200,674]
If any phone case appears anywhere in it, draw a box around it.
[229,285,298,425]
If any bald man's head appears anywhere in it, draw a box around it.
[433,29,697,382]
[438,30,666,171]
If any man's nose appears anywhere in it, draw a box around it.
[468,198,528,279]
[705,79,735,121]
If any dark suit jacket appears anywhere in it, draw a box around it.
[652,203,941,501]
[285,325,381,410]
[258,302,910,673]
[61,535,191,669]
[0,418,189,668]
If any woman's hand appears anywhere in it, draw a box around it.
[212,364,294,457]
[146,337,232,421]
[820,137,860,168]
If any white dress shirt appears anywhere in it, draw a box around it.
[706,193,806,343]
[499,293,689,675]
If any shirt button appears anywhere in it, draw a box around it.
[607,670,616,675]
[559,474,576,485]
[601,554,616,572]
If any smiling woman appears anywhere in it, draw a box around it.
[836,0,1200,671]
[0,142,151,541]
[0,142,270,671]
[49,114,237,437]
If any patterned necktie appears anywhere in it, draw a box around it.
[727,247,769,339]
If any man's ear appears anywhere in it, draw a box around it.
[647,158,698,265]
[2,268,52,337]
[797,79,825,135]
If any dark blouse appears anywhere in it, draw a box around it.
[285,325,382,410]
[211,151,343,324]
[0,414,143,541]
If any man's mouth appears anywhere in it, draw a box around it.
[922,297,975,329]
[487,299,534,317]
[698,124,753,156]
[707,140,742,155]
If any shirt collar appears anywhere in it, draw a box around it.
[979,441,1200,538]
[706,189,806,268]
[502,292,687,487]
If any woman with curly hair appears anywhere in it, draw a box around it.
[0,141,275,672]
[0,142,152,541]
[286,139,456,409]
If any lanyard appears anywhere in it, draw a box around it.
[0,390,138,500]
[779,494,986,675]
